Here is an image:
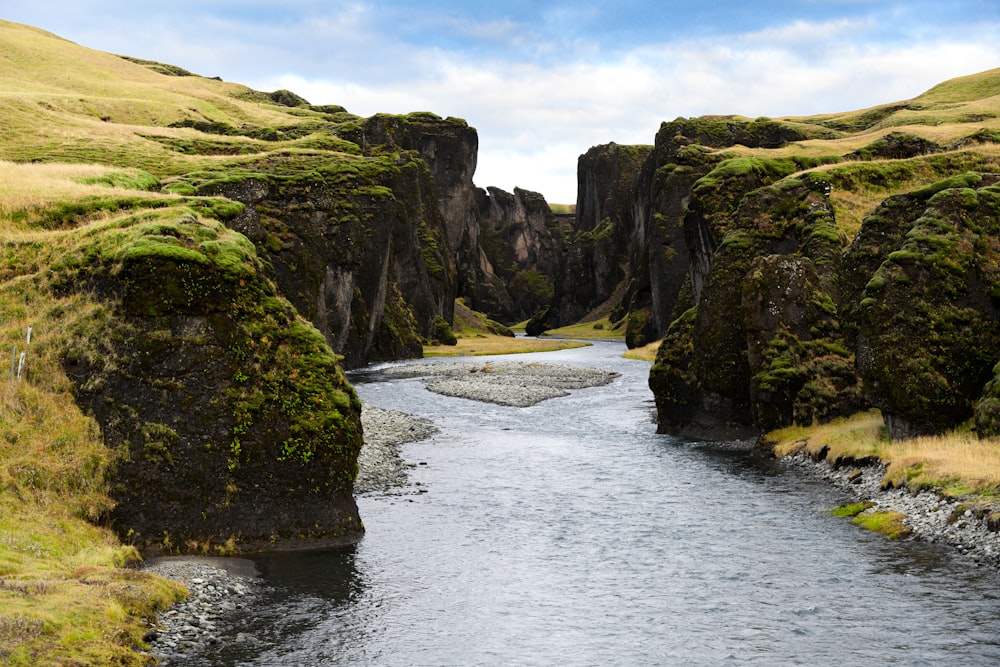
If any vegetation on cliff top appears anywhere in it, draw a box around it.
[0,162,197,664]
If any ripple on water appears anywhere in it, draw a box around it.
[185,344,1000,667]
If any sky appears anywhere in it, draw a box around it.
[5,1,1000,203]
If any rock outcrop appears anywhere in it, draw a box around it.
[475,186,564,322]
[57,211,364,553]
[571,89,1000,442]
[854,176,1000,438]
[634,115,1000,440]
[186,147,456,369]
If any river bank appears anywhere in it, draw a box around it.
[781,452,1000,569]
[141,358,1000,664]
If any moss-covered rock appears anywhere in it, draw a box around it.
[58,210,363,553]
[975,362,1000,438]
[649,306,700,433]
[856,178,1000,438]
[475,186,563,323]
[848,132,941,161]
[183,150,456,368]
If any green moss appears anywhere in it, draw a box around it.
[831,501,875,517]
[853,510,912,539]
[694,155,840,192]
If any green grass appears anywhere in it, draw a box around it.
[427,299,590,356]
[544,316,626,340]
[831,501,875,517]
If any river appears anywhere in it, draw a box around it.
[194,341,1000,666]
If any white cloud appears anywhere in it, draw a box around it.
[9,3,998,203]
[253,16,999,203]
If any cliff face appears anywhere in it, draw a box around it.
[629,108,1000,440]
[55,210,363,553]
[853,176,1000,439]
[557,143,652,330]
[475,186,564,322]
[192,149,456,369]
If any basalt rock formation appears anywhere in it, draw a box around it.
[629,71,1000,440]
[56,211,364,553]
[475,186,565,322]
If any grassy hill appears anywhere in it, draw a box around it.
[694,68,1000,237]
[0,21,377,664]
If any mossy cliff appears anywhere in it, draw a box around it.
[55,210,365,552]
[0,19,471,559]
[176,147,456,369]
[633,70,1000,440]
[475,186,566,322]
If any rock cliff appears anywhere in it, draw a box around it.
[54,208,364,553]
[551,70,1000,442]
[629,80,1000,440]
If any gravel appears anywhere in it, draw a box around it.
[355,403,438,494]
[782,452,1000,569]
[139,558,261,664]
[377,361,620,407]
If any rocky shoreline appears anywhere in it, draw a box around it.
[355,403,439,494]
[781,452,1000,569]
[139,558,261,664]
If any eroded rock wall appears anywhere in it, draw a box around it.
[59,213,363,553]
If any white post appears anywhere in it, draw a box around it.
[26,327,32,345]
[16,352,25,382]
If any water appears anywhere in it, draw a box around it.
[199,342,1000,666]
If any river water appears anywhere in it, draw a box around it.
[198,342,1000,666]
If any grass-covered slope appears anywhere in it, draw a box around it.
[0,21,380,664]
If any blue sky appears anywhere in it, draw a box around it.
[5,1,1000,202]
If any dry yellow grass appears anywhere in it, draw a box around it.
[623,339,661,362]
[880,433,1000,495]
[0,159,190,665]
[767,411,1000,499]
[424,334,590,357]
[544,316,625,340]
[767,410,887,463]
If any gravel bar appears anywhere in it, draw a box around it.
[139,558,261,664]
[377,361,620,407]
[355,403,438,494]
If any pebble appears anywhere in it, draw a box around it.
[139,559,261,665]
[355,403,438,494]
[376,361,620,407]
[783,452,1000,570]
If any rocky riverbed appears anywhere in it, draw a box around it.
[782,452,1000,569]
[139,558,261,664]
